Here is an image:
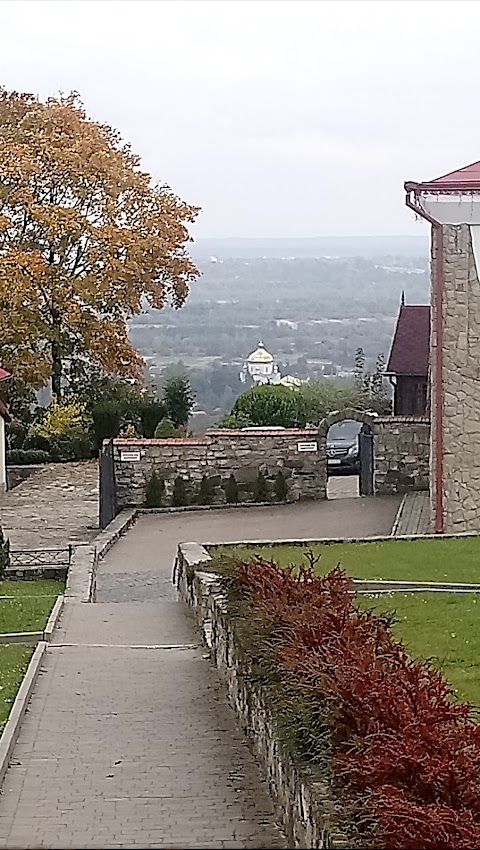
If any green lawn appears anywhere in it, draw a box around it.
[212,537,480,584]
[358,593,480,707]
[0,580,64,734]
[0,579,64,633]
[211,540,480,707]
[0,644,34,731]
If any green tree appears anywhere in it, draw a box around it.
[154,419,179,438]
[144,470,165,508]
[224,474,239,504]
[162,376,195,428]
[254,471,270,502]
[172,476,189,507]
[274,470,289,501]
[196,475,215,505]
[230,384,306,428]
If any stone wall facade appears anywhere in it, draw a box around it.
[111,419,431,509]
[175,542,350,849]
[374,417,430,496]
[433,225,480,532]
[113,428,326,509]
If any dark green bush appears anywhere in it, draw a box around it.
[144,470,165,508]
[6,448,51,465]
[224,474,239,504]
[172,476,189,507]
[91,400,122,450]
[274,469,289,501]
[0,525,9,578]
[154,419,179,439]
[254,471,270,502]
[196,475,215,505]
[137,398,167,438]
[6,423,27,451]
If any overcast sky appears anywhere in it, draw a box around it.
[1,0,479,238]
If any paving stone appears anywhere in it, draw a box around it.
[0,461,98,549]
[0,500,402,847]
[394,491,431,535]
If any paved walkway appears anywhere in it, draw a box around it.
[327,475,359,499]
[393,491,431,536]
[0,497,400,849]
[0,462,98,549]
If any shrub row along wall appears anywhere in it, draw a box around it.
[373,417,430,495]
[112,428,326,508]
[175,543,349,849]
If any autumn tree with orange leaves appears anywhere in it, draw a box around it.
[0,89,199,399]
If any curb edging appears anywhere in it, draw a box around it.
[44,595,64,641]
[0,641,47,787]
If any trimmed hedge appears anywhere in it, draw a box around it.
[6,449,51,465]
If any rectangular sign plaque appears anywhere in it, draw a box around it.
[120,450,141,462]
[297,441,318,453]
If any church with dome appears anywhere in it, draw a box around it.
[239,342,304,388]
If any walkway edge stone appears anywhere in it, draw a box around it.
[93,508,138,559]
[65,545,98,603]
[0,631,42,645]
[391,493,407,536]
[0,641,46,788]
[44,595,64,641]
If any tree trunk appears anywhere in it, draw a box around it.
[51,341,62,400]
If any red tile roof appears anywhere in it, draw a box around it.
[386,305,430,377]
[0,368,10,382]
[407,160,480,192]
[430,160,480,187]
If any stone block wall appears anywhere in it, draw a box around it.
[433,225,480,532]
[112,428,326,509]
[374,417,430,496]
[175,542,351,849]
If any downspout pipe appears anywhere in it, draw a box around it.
[404,183,444,533]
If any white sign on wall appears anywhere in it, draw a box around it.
[297,441,318,453]
[120,450,141,462]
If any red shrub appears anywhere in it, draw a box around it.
[233,558,480,849]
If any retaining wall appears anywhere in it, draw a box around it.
[175,542,350,849]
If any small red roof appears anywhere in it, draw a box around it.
[406,160,480,193]
[0,368,10,382]
[386,305,430,377]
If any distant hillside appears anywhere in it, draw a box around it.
[191,235,428,261]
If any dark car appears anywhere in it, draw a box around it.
[327,420,362,476]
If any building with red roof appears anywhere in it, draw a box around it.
[386,300,430,416]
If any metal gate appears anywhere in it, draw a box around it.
[99,438,118,529]
[359,426,374,496]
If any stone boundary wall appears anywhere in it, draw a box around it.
[175,542,350,849]
[373,417,430,495]
[109,418,430,509]
[112,429,326,509]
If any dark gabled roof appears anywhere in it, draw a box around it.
[386,305,430,377]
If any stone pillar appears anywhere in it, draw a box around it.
[434,224,480,531]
